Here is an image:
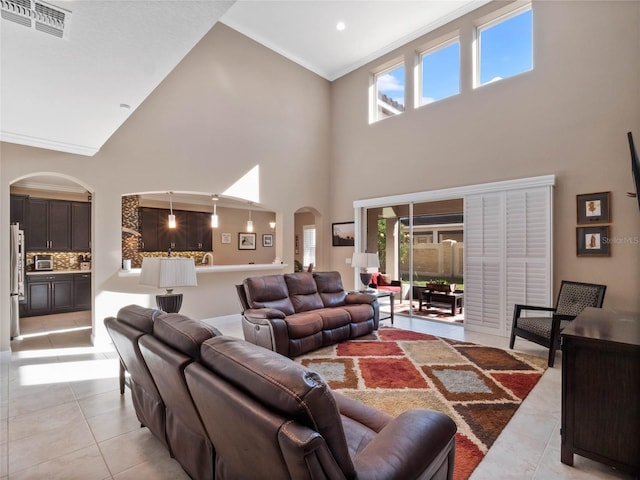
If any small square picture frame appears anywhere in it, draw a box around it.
[577,226,610,256]
[238,232,256,250]
[262,234,273,247]
[577,192,611,224]
[332,221,355,247]
[221,233,231,244]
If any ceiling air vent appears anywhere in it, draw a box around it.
[1,0,71,38]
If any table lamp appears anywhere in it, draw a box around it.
[139,257,197,313]
[351,252,379,291]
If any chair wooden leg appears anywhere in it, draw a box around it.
[548,344,556,367]
[119,360,126,395]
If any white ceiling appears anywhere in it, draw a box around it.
[1,0,487,158]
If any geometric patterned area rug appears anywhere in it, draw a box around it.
[396,305,465,323]
[297,327,548,480]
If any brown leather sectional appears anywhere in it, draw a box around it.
[105,304,458,480]
[239,271,380,357]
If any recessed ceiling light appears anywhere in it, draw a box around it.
[336,21,346,31]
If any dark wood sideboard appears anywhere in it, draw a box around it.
[560,307,640,476]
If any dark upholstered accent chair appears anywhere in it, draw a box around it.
[185,336,457,480]
[104,305,167,447]
[139,313,222,480]
[509,280,607,367]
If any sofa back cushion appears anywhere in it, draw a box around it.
[198,336,355,476]
[244,275,295,315]
[284,272,324,312]
[313,271,347,307]
[153,313,221,360]
[117,304,161,334]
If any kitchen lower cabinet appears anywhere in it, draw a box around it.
[24,273,89,316]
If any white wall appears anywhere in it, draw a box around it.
[329,1,640,309]
[0,24,331,350]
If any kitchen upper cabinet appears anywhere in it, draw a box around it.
[27,198,71,251]
[71,202,91,251]
[186,211,213,251]
[10,194,28,228]
[158,209,187,252]
[140,207,211,252]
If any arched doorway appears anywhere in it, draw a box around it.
[293,207,321,272]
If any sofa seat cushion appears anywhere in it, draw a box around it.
[286,312,323,339]
[342,304,375,323]
[285,272,325,312]
[317,308,351,330]
[244,275,295,315]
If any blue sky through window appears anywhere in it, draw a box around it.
[479,8,532,85]
[377,64,405,110]
[421,41,460,105]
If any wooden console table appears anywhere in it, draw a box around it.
[560,307,640,476]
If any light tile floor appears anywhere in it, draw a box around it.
[0,308,633,479]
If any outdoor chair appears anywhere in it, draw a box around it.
[509,280,607,367]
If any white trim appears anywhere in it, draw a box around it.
[354,175,555,210]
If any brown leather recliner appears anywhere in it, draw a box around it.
[185,336,457,480]
[104,305,167,448]
[241,271,380,357]
[139,313,221,480]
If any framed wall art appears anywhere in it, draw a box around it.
[577,192,611,224]
[263,234,273,247]
[238,233,256,250]
[221,233,231,244]
[576,226,610,256]
[332,221,355,246]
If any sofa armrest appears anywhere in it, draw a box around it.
[345,292,376,305]
[353,409,456,480]
[243,308,286,321]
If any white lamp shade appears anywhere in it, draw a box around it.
[139,257,198,289]
[351,252,379,270]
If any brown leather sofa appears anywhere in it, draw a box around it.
[186,335,457,480]
[239,271,379,357]
[106,305,457,480]
[105,305,221,480]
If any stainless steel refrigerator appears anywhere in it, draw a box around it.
[10,223,24,338]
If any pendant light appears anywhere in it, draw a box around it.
[246,202,254,232]
[211,195,219,228]
[168,191,176,228]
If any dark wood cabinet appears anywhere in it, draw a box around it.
[24,273,89,316]
[561,307,640,476]
[10,194,28,228]
[71,202,91,251]
[26,198,72,251]
[140,207,211,252]
[186,211,212,251]
[73,273,91,310]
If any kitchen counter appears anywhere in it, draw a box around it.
[118,263,288,277]
[26,270,92,275]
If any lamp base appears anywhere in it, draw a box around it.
[360,272,373,291]
[156,293,183,313]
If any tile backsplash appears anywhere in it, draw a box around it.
[26,252,91,271]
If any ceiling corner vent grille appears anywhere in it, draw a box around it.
[1,0,71,38]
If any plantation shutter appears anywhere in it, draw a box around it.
[303,225,316,268]
[505,188,552,334]
[464,193,503,333]
[464,185,552,336]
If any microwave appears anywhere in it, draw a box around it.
[34,254,53,271]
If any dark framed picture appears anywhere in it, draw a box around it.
[238,232,256,250]
[577,226,610,256]
[262,234,273,247]
[332,221,355,246]
[577,192,611,224]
